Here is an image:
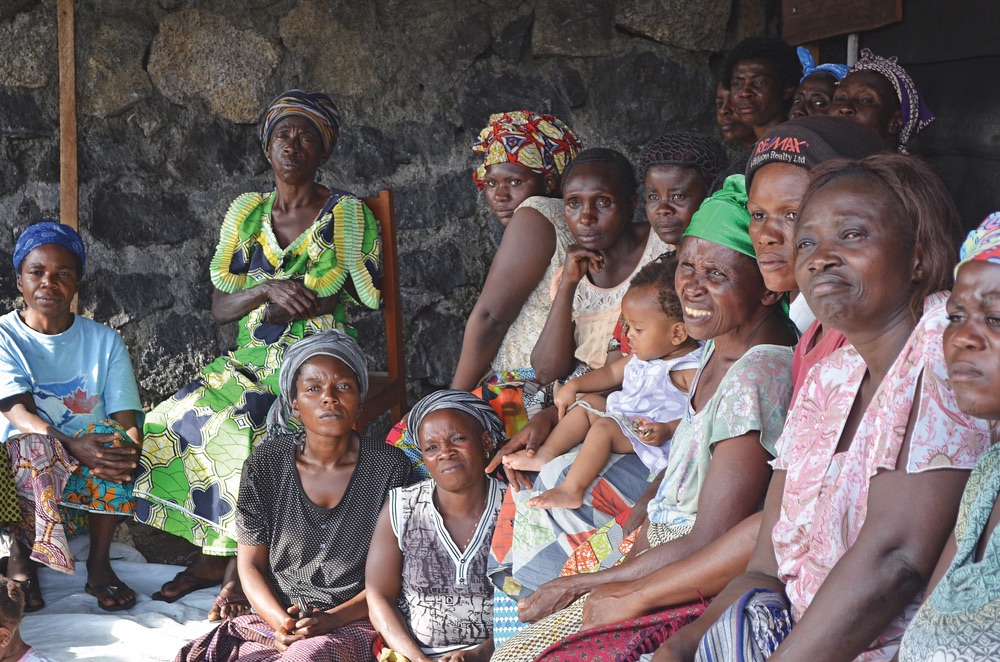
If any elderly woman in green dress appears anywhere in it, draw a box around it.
[134,90,381,620]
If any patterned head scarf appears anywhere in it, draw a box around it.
[956,212,1000,277]
[682,174,754,260]
[259,90,342,158]
[796,46,849,83]
[472,111,583,190]
[849,48,935,152]
[13,222,86,276]
[266,330,368,436]
[407,389,507,456]
[638,132,728,190]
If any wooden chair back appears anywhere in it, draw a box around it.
[355,190,407,431]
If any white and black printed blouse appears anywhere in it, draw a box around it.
[389,477,505,655]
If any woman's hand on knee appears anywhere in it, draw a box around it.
[517,575,584,623]
[582,581,646,629]
[65,434,138,482]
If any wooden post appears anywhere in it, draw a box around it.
[57,0,78,311]
[57,0,77,232]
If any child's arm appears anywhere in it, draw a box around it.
[633,365,698,446]
[554,356,631,418]
[634,419,681,447]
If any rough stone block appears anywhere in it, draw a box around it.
[589,51,711,146]
[406,309,466,384]
[331,124,396,184]
[0,0,35,23]
[495,13,533,63]
[78,12,154,117]
[395,170,477,230]
[532,0,612,57]
[399,242,468,293]
[390,120,460,165]
[79,270,174,326]
[148,9,280,124]
[278,0,380,99]
[90,185,198,247]
[616,0,731,52]
[457,68,572,136]
[164,116,262,183]
[136,311,219,403]
[0,90,50,139]
[0,9,54,88]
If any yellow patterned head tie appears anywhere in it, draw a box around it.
[472,110,583,190]
[259,89,341,158]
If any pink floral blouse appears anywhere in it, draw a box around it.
[771,293,992,661]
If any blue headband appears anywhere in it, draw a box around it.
[13,222,86,276]
[797,47,849,83]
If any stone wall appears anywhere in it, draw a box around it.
[0,0,767,417]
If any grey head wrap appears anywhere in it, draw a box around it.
[266,330,368,436]
[407,389,507,455]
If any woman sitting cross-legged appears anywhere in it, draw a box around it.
[366,390,507,662]
[656,155,992,662]
[177,331,410,661]
[0,222,143,613]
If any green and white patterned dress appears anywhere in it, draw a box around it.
[133,188,380,555]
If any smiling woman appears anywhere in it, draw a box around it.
[490,175,797,662]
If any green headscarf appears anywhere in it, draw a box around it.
[682,174,754,260]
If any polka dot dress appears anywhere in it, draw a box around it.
[236,433,411,611]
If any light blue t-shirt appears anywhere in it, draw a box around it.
[0,310,141,441]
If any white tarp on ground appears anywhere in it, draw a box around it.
[21,537,219,661]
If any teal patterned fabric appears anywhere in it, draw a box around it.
[899,442,1000,660]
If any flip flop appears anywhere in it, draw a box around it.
[85,582,136,612]
[151,570,221,603]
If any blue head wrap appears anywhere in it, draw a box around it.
[13,222,86,276]
[797,47,849,83]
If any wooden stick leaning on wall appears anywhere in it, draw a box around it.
[57,0,78,311]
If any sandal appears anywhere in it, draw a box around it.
[151,570,221,603]
[85,581,136,612]
[208,592,252,622]
[15,575,45,613]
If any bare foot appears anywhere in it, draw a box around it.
[502,448,554,472]
[528,484,585,509]
[207,557,251,622]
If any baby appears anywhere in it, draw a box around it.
[0,577,57,661]
[504,257,702,509]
